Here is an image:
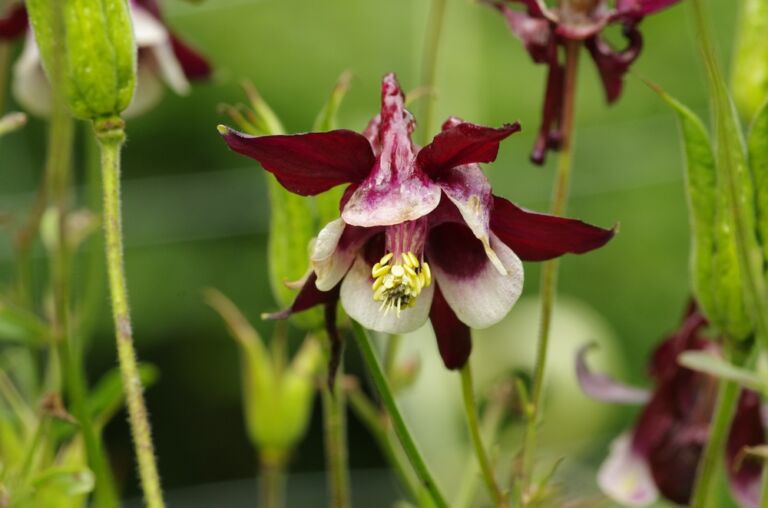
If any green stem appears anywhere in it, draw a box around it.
[321,358,350,508]
[459,364,508,508]
[519,41,580,502]
[690,346,741,508]
[383,333,402,380]
[351,321,449,508]
[0,42,10,112]
[44,10,118,505]
[259,453,287,508]
[95,122,165,508]
[420,0,448,144]
[347,384,421,501]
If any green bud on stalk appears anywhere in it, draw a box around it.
[206,290,321,459]
[25,0,136,120]
[732,0,768,121]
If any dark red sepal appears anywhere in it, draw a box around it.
[429,284,472,370]
[489,196,615,261]
[0,3,27,40]
[585,25,643,104]
[263,273,340,320]
[220,127,375,196]
[171,35,212,80]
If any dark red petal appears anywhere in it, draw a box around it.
[417,122,521,178]
[726,391,764,508]
[263,273,340,320]
[585,26,643,104]
[429,284,472,370]
[220,126,374,196]
[616,0,680,17]
[531,40,564,165]
[489,195,615,261]
[484,1,551,63]
[170,34,212,80]
[0,3,27,40]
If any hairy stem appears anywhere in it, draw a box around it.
[420,0,448,144]
[460,364,508,507]
[321,357,350,508]
[519,40,580,501]
[351,321,449,508]
[96,123,165,508]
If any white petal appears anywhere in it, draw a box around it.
[340,257,434,334]
[131,3,168,47]
[131,3,190,95]
[12,32,52,118]
[311,219,354,291]
[427,233,523,329]
[597,433,658,507]
[123,57,165,118]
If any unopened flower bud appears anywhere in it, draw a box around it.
[26,0,136,120]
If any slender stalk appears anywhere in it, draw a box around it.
[347,384,421,501]
[0,42,10,112]
[259,452,287,508]
[321,360,350,508]
[43,9,118,504]
[420,0,448,144]
[95,122,165,508]
[459,364,508,508]
[690,347,741,508]
[351,321,449,508]
[383,333,402,379]
[518,41,580,500]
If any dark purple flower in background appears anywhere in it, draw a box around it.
[485,0,680,164]
[5,0,211,117]
[220,73,615,370]
[577,303,765,507]
[0,3,26,40]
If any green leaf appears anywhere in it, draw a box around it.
[653,88,722,331]
[0,301,49,347]
[678,350,766,392]
[31,466,95,496]
[748,99,768,277]
[731,0,768,121]
[87,364,159,429]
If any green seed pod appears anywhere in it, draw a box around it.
[26,0,136,120]
[732,0,768,121]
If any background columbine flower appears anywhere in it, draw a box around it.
[485,0,680,163]
[220,72,615,370]
[577,302,765,507]
[10,0,211,118]
[0,2,25,40]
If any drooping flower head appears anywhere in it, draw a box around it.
[485,0,680,164]
[578,302,765,507]
[6,0,211,117]
[220,73,615,370]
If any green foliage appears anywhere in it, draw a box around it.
[0,301,49,347]
[26,0,136,120]
[748,100,768,277]
[731,0,768,121]
[656,89,753,339]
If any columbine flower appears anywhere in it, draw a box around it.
[577,302,765,507]
[485,0,680,164]
[220,73,614,370]
[0,2,26,40]
[9,0,211,118]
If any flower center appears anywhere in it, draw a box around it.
[371,251,432,316]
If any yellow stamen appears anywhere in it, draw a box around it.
[370,251,432,317]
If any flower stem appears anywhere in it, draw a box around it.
[420,0,448,144]
[519,40,580,501]
[351,321,449,508]
[690,344,741,508]
[259,452,287,508]
[95,121,165,508]
[0,42,10,112]
[459,363,508,508]
[320,341,350,508]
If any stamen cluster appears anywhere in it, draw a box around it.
[371,252,432,316]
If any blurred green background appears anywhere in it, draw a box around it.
[0,0,742,505]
